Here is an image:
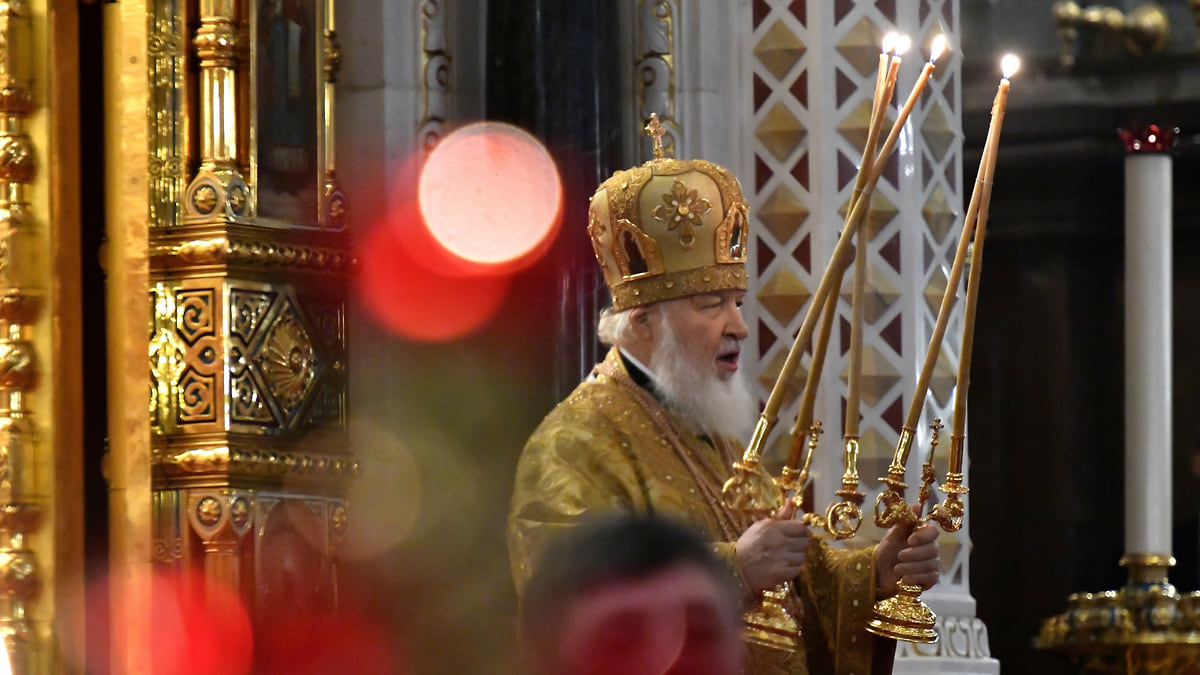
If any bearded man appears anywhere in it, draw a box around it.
[508,138,940,674]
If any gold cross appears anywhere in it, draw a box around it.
[929,417,944,442]
[645,113,667,159]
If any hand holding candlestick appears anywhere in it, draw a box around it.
[867,53,1020,646]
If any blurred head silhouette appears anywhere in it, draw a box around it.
[518,515,744,675]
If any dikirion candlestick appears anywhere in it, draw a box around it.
[728,33,944,486]
[867,53,1020,646]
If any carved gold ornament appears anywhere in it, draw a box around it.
[258,308,316,416]
[652,178,711,249]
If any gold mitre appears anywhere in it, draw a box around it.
[587,114,750,311]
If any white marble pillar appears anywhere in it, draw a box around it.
[1121,128,1174,558]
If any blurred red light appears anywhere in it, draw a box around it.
[356,216,512,342]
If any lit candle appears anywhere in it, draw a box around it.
[948,55,1020,471]
[855,35,945,440]
[873,32,898,116]
[755,36,944,459]
[862,39,962,472]
[784,32,905,470]
[868,34,940,197]
[869,33,901,161]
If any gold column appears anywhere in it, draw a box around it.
[186,0,251,223]
[106,0,154,670]
[0,3,48,672]
[321,1,343,225]
[48,0,86,670]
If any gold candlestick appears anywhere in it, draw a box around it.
[925,55,1019,534]
[729,35,940,480]
[868,54,1020,645]
[723,36,956,655]
[782,34,905,477]
[917,418,944,515]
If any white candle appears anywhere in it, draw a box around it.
[1123,137,1173,556]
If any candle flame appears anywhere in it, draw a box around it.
[882,32,899,54]
[894,35,911,57]
[1001,53,1021,79]
[930,35,947,63]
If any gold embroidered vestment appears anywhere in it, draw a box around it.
[508,348,884,674]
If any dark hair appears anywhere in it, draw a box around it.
[518,515,734,666]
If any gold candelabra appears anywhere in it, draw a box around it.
[723,44,1019,650]
[866,421,967,643]
[1035,555,1200,673]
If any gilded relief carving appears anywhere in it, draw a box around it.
[231,346,275,424]
[178,370,217,423]
[152,537,185,563]
[151,278,346,436]
[258,305,317,417]
[149,0,188,228]
[147,0,350,641]
[176,288,215,345]
[323,29,342,83]
[159,444,358,485]
[418,0,449,154]
[637,0,679,158]
[151,234,355,273]
[231,289,277,342]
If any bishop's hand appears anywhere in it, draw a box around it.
[875,519,940,596]
[734,499,810,594]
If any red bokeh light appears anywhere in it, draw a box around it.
[82,570,254,675]
[356,210,512,343]
[256,607,403,675]
[151,571,254,675]
[418,122,562,274]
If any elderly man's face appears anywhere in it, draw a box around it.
[658,289,749,381]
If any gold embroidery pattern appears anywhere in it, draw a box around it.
[610,218,665,279]
[652,177,712,249]
[610,264,748,311]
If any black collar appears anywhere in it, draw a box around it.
[617,349,654,392]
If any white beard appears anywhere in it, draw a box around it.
[648,319,757,442]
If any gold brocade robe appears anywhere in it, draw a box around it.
[508,349,889,675]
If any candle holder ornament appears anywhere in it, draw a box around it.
[1035,555,1200,672]
[865,53,1018,645]
[722,416,797,651]
[726,34,961,652]
[866,421,958,644]
[1036,123,1200,672]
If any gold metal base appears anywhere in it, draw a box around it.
[866,582,939,644]
[743,583,801,652]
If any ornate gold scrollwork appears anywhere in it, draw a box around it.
[259,307,317,416]
[149,0,352,645]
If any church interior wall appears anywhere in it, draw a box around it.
[316,1,1200,673]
